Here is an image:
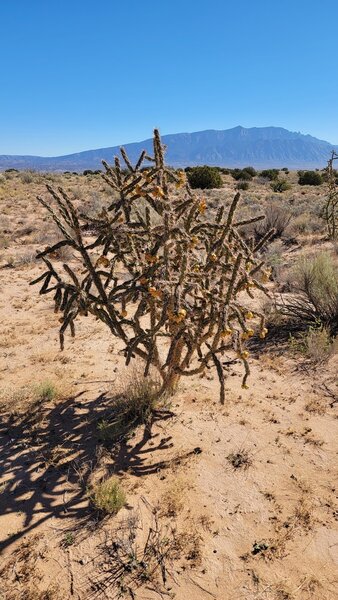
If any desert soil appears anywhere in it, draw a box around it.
[0,170,337,600]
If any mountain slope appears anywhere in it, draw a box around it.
[0,126,336,171]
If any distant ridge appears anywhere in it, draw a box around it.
[0,126,337,171]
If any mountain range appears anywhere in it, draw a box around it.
[0,126,336,171]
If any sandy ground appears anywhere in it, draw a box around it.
[0,171,337,599]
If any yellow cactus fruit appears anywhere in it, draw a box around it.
[148,287,163,300]
[152,185,165,198]
[210,253,217,262]
[261,268,272,283]
[145,253,157,264]
[241,383,249,389]
[175,172,186,188]
[245,311,254,319]
[198,199,207,213]
[237,350,249,360]
[259,327,268,339]
[96,256,110,268]
[246,328,254,337]
[134,184,146,197]
[169,308,187,323]
[221,328,233,337]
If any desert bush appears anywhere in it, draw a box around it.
[254,202,291,240]
[298,170,323,186]
[303,326,336,363]
[278,252,338,334]
[260,169,279,181]
[31,130,274,402]
[263,239,286,279]
[231,169,252,181]
[20,171,34,184]
[88,477,126,515]
[186,165,223,189]
[83,169,102,176]
[287,213,323,236]
[15,251,37,267]
[270,179,291,193]
[80,190,106,217]
[242,166,256,177]
[289,324,337,363]
[236,180,249,191]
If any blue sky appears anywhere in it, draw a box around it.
[1,0,338,155]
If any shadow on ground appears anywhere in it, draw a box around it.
[0,390,174,554]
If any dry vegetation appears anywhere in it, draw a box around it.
[0,144,337,600]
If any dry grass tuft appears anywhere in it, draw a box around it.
[98,508,201,596]
[88,476,126,515]
[227,447,253,470]
[98,367,163,443]
[160,477,188,517]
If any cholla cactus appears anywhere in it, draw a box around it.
[31,130,273,403]
[325,150,338,240]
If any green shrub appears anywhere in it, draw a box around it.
[35,381,58,402]
[270,179,291,193]
[83,169,101,176]
[242,166,257,177]
[231,169,252,181]
[236,181,250,190]
[298,171,323,186]
[303,325,336,363]
[260,169,279,181]
[289,324,336,363]
[186,165,223,189]
[88,477,126,515]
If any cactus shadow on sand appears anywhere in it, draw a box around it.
[0,390,174,554]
